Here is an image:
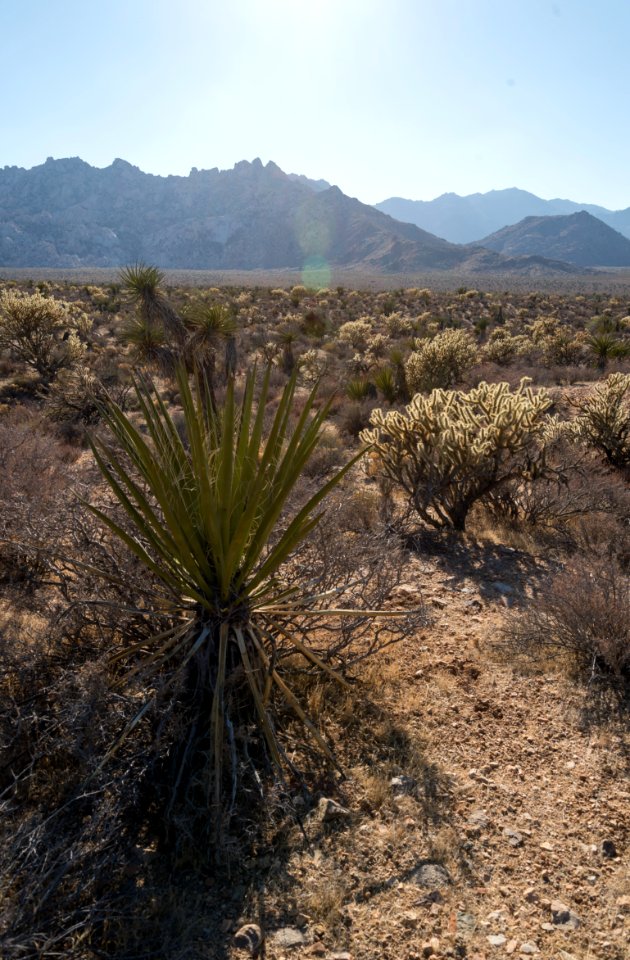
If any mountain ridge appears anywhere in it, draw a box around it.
[0,157,582,275]
[375,187,630,244]
[478,210,630,267]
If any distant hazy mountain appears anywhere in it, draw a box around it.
[375,188,630,244]
[0,158,580,274]
[479,211,630,267]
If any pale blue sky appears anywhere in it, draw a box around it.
[2,0,629,208]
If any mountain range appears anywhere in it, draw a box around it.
[0,158,584,276]
[375,188,630,245]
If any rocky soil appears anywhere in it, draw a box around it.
[223,539,629,960]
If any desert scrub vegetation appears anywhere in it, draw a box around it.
[0,288,89,387]
[507,558,630,693]
[362,379,553,531]
[2,272,630,957]
[405,327,478,393]
[569,371,630,468]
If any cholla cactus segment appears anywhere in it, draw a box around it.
[405,328,477,393]
[569,373,630,468]
[361,379,552,530]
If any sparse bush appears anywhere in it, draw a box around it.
[507,560,630,689]
[405,328,477,393]
[362,380,552,530]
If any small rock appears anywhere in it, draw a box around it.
[425,936,440,955]
[304,944,326,957]
[550,899,569,920]
[506,941,518,955]
[432,596,448,608]
[417,890,445,907]
[318,797,351,822]
[456,911,476,934]
[550,899,580,929]
[540,922,555,932]
[487,934,507,947]
[524,888,539,904]
[519,942,539,954]
[616,895,630,914]
[411,862,452,888]
[492,581,514,595]
[539,842,554,852]
[601,839,617,858]
[330,953,352,960]
[391,774,417,796]
[466,809,491,836]
[233,923,263,955]
[270,927,306,948]
[503,827,524,848]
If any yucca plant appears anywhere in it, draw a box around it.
[120,263,187,346]
[374,366,398,403]
[88,365,377,841]
[184,302,237,409]
[346,377,375,401]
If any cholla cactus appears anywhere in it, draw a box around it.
[405,328,477,393]
[338,318,373,348]
[365,333,389,359]
[569,373,630,468]
[298,348,327,382]
[257,341,280,365]
[385,312,414,337]
[482,328,529,366]
[361,380,552,530]
[0,290,89,386]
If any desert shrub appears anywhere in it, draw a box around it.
[569,372,630,468]
[405,328,477,393]
[485,433,626,528]
[507,560,630,690]
[301,309,327,337]
[340,401,373,438]
[0,290,89,386]
[300,422,345,478]
[0,409,78,587]
[362,380,552,531]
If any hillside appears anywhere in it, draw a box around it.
[376,189,630,244]
[478,211,630,267]
[0,158,579,275]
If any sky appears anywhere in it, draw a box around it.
[2,0,630,209]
